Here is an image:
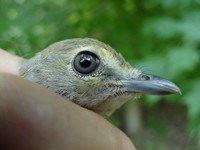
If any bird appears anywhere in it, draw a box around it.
[20,38,181,117]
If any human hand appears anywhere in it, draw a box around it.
[0,48,136,149]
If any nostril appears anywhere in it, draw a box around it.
[141,74,150,81]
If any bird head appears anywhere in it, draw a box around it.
[20,38,181,117]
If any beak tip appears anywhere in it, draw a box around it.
[174,87,182,95]
[164,83,182,95]
[168,81,182,95]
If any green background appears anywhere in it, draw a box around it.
[0,0,200,149]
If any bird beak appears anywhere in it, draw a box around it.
[121,74,181,95]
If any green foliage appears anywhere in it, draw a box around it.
[184,81,200,139]
[1,0,200,148]
[148,115,169,135]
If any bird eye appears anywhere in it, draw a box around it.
[73,51,100,75]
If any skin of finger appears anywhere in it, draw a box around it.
[0,49,23,75]
[0,74,136,150]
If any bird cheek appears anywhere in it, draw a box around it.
[89,77,102,86]
[79,83,89,91]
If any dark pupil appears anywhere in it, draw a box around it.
[80,55,92,68]
[74,51,100,75]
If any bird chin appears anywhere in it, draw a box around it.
[91,92,142,118]
[112,91,142,100]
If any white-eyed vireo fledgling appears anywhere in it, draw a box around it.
[20,38,181,117]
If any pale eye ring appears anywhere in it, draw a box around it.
[73,51,100,75]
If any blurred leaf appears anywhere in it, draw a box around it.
[151,0,193,9]
[180,11,200,44]
[167,46,199,78]
[183,80,200,146]
[143,17,180,39]
[183,80,200,118]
